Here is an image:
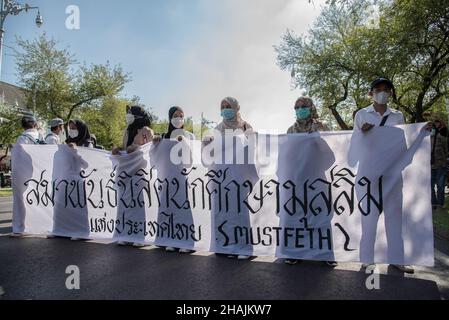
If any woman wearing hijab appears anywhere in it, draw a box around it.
[161,106,195,141]
[152,106,195,253]
[284,96,337,267]
[112,105,154,155]
[202,96,254,146]
[124,105,153,149]
[61,119,92,241]
[216,97,253,133]
[205,97,257,260]
[287,96,328,134]
[66,120,94,148]
[110,105,154,247]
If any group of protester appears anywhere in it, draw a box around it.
[12,77,444,274]
[17,117,103,149]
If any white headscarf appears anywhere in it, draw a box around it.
[288,96,327,133]
[215,97,252,133]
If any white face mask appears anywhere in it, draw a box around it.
[125,114,135,125]
[68,129,79,138]
[171,117,184,129]
[373,91,390,105]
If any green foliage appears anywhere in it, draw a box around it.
[0,104,23,146]
[0,188,13,197]
[152,120,169,136]
[77,97,129,150]
[152,115,213,140]
[15,33,130,122]
[276,0,449,128]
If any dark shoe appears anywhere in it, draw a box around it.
[284,259,299,265]
[392,264,414,274]
[10,233,24,238]
[179,248,194,254]
[326,261,338,267]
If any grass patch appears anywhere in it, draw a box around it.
[433,197,449,230]
[0,188,12,197]
[433,209,449,230]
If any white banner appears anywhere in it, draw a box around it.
[12,123,434,266]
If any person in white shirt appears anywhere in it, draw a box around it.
[354,78,414,274]
[16,115,42,145]
[12,115,41,238]
[354,78,405,131]
[45,118,65,145]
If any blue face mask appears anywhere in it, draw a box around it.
[296,107,311,120]
[221,108,236,120]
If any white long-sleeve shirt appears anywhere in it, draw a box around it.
[16,129,40,145]
[354,105,405,130]
[45,132,61,145]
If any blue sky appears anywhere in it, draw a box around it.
[2,0,326,132]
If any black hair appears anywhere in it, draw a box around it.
[51,125,61,132]
[66,119,92,147]
[163,106,184,139]
[21,115,37,130]
[126,105,152,147]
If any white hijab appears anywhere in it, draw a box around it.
[215,97,252,133]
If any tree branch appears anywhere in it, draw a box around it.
[327,78,350,130]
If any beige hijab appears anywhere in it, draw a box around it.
[288,96,327,133]
[215,97,253,133]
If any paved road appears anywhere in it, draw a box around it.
[0,196,448,300]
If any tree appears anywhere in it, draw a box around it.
[15,33,130,122]
[78,96,128,150]
[276,1,375,129]
[78,96,164,150]
[382,0,449,122]
[0,104,23,162]
[275,0,449,128]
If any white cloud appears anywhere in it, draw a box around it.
[152,0,327,133]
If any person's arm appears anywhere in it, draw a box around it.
[243,122,254,133]
[111,146,121,155]
[15,135,26,145]
[187,131,196,140]
[398,112,405,125]
[112,130,128,155]
[126,144,139,154]
[354,111,362,131]
[354,111,375,132]
[315,120,330,132]
[443,136,448,160]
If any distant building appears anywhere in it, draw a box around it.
[0,81,29,124]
